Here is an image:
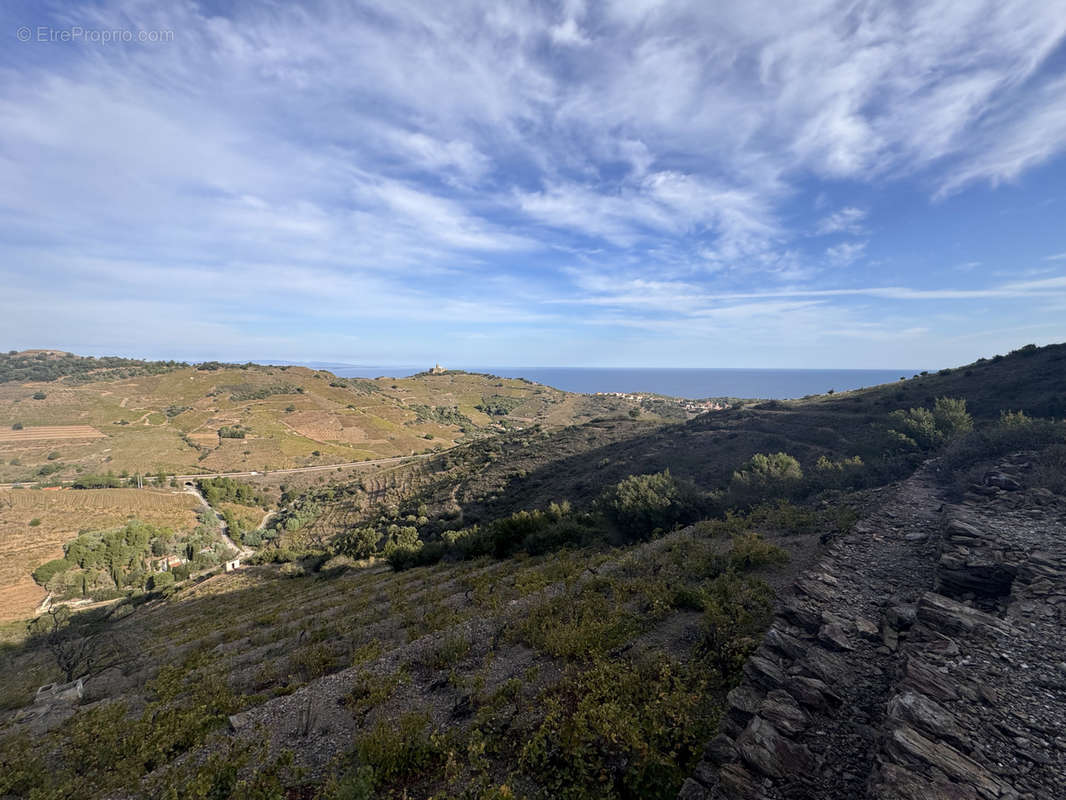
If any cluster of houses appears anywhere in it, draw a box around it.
[594,391,728,413]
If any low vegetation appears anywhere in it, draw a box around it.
[1,342,1064,798]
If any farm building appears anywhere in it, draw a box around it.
[223,558,241,572]
[150,554,185,572]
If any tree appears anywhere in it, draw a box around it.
[27,607,128,683]
[334,527,380,559]
[148,571,175,591]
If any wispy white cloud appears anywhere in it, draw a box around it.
[816,207,867,235]
[1,0,1065,367]
[826,241,867,267]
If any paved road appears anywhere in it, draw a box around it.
[0,451,446,490]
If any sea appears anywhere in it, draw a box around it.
[321,365,921,400]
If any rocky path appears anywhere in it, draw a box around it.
[681,454,1066,800]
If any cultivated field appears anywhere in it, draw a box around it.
[0,488,202,623]
[0,364,667,485]
[0,425,105,443]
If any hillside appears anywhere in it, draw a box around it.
[0,343,1063,799]
[264,342,1066,556]
[0,352,683,486]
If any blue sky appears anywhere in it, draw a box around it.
[2,0,1065,368]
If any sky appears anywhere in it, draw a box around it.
[2,0,1066,369]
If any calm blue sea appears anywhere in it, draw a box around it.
[325,365,920,400]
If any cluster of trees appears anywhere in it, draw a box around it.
[218,425,246,439]
[475,395,525,417]
[0,351,186,384]
[72,472,124,489]
[410,404,472,427]
[224,383,299,402]
[31,519,227,599]
[197,477,264,507]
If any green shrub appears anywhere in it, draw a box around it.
[354,712,441,786]
[320,767,376,800]
[700,571,774,678]
[728,452,803,506]
[600,470,691,540]
[999,409,1031,427]
[888,397,972,451]
[32,558,72,585]
[28,517,41,526]
[334,526,380,559]
[1032,444,1066,495]
[279,562,305,578]
[520,656,716,800]
[728,532,789,570]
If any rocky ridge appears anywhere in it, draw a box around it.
[680,454,1066,800]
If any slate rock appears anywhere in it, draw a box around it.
[886,691,967,750]
[736,716,814,779]
[886,724,1004,800]
[917,592,1010,635]
[744,654,787,691]
[704,733,739,765]
[759,690,810,736]
[818,622,854,651]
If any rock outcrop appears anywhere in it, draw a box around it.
[680,454,1066,800]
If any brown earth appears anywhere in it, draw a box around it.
[0,426,105,442]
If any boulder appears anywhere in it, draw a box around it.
[704,733,739,765]
[903,657,959,702]
[786,675,840,711]
[874,762,978,800]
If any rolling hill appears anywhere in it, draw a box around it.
[0,343,1063,800]
[0,352,685,486]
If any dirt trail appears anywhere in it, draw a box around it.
[182,486,251,559]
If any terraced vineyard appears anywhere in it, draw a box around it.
[0,355,678,486]
[0,517,795,799]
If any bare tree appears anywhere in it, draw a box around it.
[27,606,129,683]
